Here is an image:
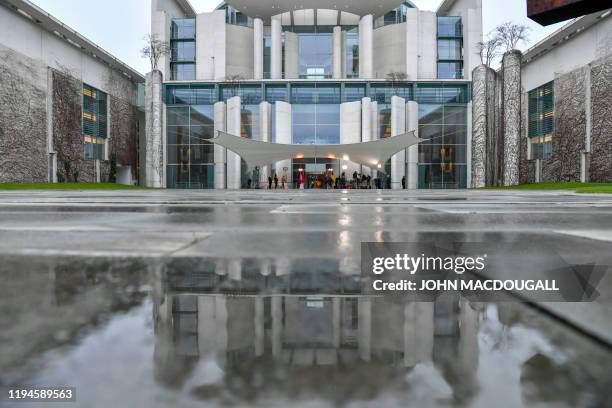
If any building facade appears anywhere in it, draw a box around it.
[0,0,145,185]
[149,0,483,189]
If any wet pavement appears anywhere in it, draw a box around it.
[0,189,611,407]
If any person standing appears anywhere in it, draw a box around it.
[274,173,279,189]
[281,174,287,189]
[268,175,273,190]
[402,176,406,189]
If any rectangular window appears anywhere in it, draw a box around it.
[437,16,463,79]
[528,81,554,160]
[170,18,196,80]
[345,27,359,78]
[82,84,107,160]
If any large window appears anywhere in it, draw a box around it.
[82,84,107,160]
[166,106,215,188]
[293,104,340,145]
[528,81,554,160]
[293,27,333,79]
[437,17,463,79]
[170,19,196,80]
[345,27,359,78]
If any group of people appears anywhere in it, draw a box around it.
[313,171,391,190]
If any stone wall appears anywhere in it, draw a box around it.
[589,56,612,182]
[0,45,48,183]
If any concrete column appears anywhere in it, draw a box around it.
[340,101,362,177]
[284,32,299,79]
[371,100,379,179]
[466,101,473,188]
[333,26,343,79]
[151,11,171,78]
[259,101,272,186]
[418,11,437,80]
[196,11,226,80]
[226,96,242,189]
[471,65,490,188]
[358,15,373,79]
[463,6,483,81]
[405,9,419,80]
[390,95,406,189]
[145,70,164,188]
[275,101,292,184]
[361,97,372,176]
[271,18,283,79]
[253,18,264,80]
[502,51,522,186]
[406,101,419,189]
[214,101,227,189]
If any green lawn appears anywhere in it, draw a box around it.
[482,182,612,193]
[0,182,151,190]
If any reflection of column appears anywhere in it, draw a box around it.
[214,101,226,189]
[228,258,242,281]
[253,18,264,80]
[276,257,291,276]
[215,296,228,366]
[404,302,434,367]
[458,298,479,373]
[255,297,264,356]
[275,101,292,183]
[333,298,341,348]
[340,101,361,176]
[284,32,299,79]
[226,96,241,189]
[333,26,343,79]
[271,18,282,79]
[272,296,283,358]
[198,296,216,355]
[406,101,419,189]
[358,298,371,361]
[358,15,373,79]
[361,97,372,176]
[260,101,272,186]
[391,95,406,189]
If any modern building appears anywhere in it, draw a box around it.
[0,0,145,185]
[470,7,612,187]
[149,0,483,189]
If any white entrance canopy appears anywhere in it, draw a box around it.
[211,131,422,170]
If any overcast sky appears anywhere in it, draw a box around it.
[29,0,567,75]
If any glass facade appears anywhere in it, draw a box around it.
[170,19,196,81]
[437,17,463,80]
[345,27,359,78]
[82,84,107,160]
[375,1,416,28]
[165,82,470,189]
[528,81,554,160]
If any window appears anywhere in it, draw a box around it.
[293,28,333,79]
[375,1,415,28]
[345,27,359,78]
[437,17,463,79]
[528,81,554,160]
[170,18,196,80]
[82,84,107,160]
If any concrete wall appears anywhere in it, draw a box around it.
[275,101,292,183]
[214,101,226,189]
[196,11,226,80]
[373,23,407,79]
[522,16,612,92]
[339,101,362,176]
[226,96,241,189]
[589,56,612,182]
[226,24,254,78]
[390,95,406,189]
[418,11,437,80]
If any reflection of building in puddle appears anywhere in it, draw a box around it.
[153,259,483,403]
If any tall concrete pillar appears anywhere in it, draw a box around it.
[390,95,406,189]
[196,11,226,80]
[151,11,171,78]
[361,97,372,176]
[226,96,242,189]
[340,101,362,177]
[406,101,419,189]
[214,101,227,189]
[145,70,164,188]
[259,101,272,186]
[271,18,283,79]
[275,101,292,184]
[405,9,419,80]
[358,15,373,79]
[418,11,437,80]
[253,18,264,80]
[463,6,483,81]
[471,65,488,188]
[502,51,522,186]
[371,100,379,179]
[284,32,299,79]
[333,26,343,79]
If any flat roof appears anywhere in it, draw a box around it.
[522,8,611,65]
[0,0,145,83]
[223,0,407,20]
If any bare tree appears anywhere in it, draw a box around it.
[224,74,244,98]
[386,71,407,94]
[496,22,530,52]
[477,31,501,67]
[141,34,170,71]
